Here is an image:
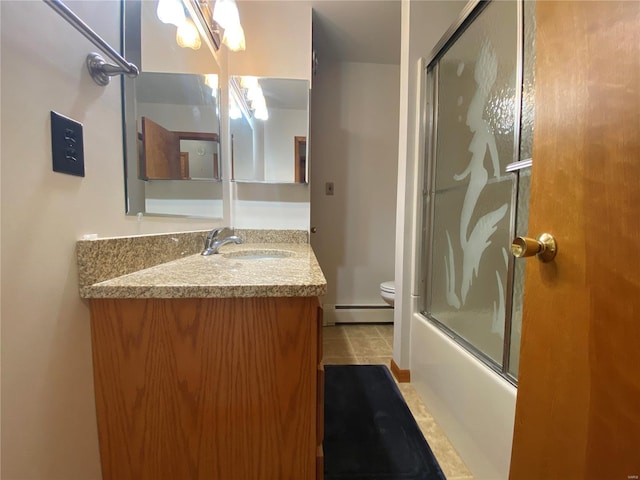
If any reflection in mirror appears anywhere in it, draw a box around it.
[136,73,220,181]
[229,76,309,184]
[122,0,223,218]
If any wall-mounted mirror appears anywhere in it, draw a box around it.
[136,73,220,181]
[229,76,310,184]
[122,0,223,218]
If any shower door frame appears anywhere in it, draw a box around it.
[418,0,525,384]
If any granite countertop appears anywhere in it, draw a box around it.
[81,243,327,299]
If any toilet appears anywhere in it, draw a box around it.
[379,281,395,307]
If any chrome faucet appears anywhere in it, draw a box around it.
[201,227,243,255]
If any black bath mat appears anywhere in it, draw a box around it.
[324,365,446,480]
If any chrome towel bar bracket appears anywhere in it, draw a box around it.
[43,0,139,86]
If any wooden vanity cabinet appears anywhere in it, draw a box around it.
[90,296,324,480]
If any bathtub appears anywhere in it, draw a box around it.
[410,311,517,480]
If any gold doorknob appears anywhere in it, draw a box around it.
[511,233,557,262]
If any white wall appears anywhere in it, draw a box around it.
[230,116,256,180]
[264,108,307,182]
[138,102,220,133]
[145,181,224,218]
[0,2,221,479]
[311,61,400,320]
[232,183,309,230]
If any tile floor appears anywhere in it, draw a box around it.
[323,323,474,480]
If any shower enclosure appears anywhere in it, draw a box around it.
[408,1,534,476]
[420,0,535,384]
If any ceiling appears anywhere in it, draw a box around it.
[311,0,401,65]
[260,78,310,109]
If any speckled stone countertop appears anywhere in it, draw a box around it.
[79,241,327,299]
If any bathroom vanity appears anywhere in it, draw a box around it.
[77,231,327,480]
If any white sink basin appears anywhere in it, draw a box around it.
[223,249,294,260]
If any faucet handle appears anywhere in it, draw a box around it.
[204,226,234,249]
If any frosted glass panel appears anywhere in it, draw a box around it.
[508,2,535,378]
[434,1,518,193]
[509,167,531,377]
[430,180,514,363]
[427,0,518,366]
[520,0,536,161]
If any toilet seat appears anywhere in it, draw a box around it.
[380,281,395,307]
[380,281,395,294]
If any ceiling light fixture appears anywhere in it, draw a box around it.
[231,76,269,121]
[211,0,246,51]
[157,0,203,50]
[157,0,186,26]
[211,0,239,29]
[222,23,246,52]
[204,74,219,96]
[176,18,202,50]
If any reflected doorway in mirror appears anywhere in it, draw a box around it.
[294,136,307,183]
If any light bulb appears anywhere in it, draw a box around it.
[176,19,202,50]
[246,85,263,104]
[254,107,269,121]
[157,0,186,27]
[212,0,240,30]
[250,95,266,111]
[204,74,218,90]
[222,23,246,52]
[229,101,242,120]
[240,76,258,89]
[205,74,218,98]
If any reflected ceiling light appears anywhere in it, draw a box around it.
[157,0,186,26]
[212,0,240,29]
[204,74,218,97]
[254,107,269,121]
[240,76,258,90]
[211,0,246,51]
[176,18,202,50]
[246,86,263,105]
[222,23,246,52]
[229,95,242,120]
[237,76,268,121]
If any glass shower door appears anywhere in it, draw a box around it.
[422,0,527,375]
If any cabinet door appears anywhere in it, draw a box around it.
[316,302,324,479]
[91,297,320,480]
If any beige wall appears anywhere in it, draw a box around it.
[0,2,220,478]
[310,60,400,316]
[229,1,311,80]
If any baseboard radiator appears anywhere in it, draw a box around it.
[323,304,393,325]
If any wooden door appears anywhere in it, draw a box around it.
[510,2,640,479]
[140,116,181,180]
